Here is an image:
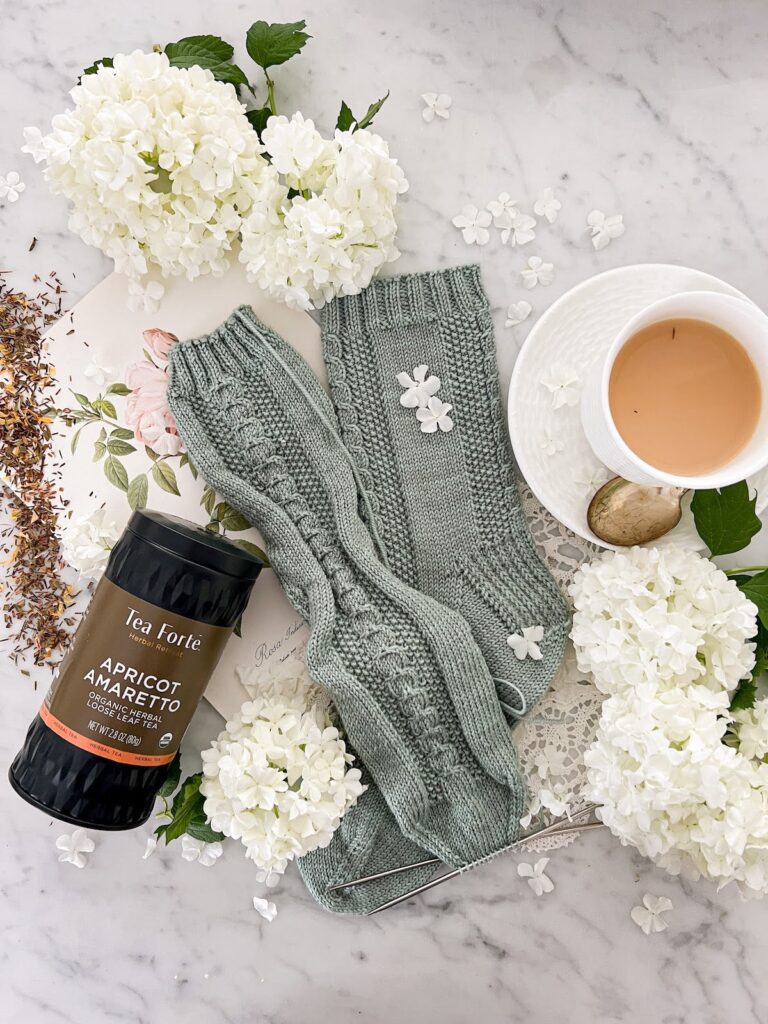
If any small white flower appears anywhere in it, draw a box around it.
[181,836,223,867]
[631,894,673,935]
[0,171,26,202]
[497,209,536,247]
[127,279,165,314]
[587,210,625,250]
[533,187,561,224]
[416,396,454,434]
[60,507,121,579]
[540,430,564,457]
[452,204,492,246]
[507,625,544,661]
[83,360,114,388]
[55,828,95,869]
[540,364,581,409]
[518,857,554,895]
[521,256,554,289]
[253,896,278,922]
[396,364,441,408]
[142,836,158,860]
[504,300,532,328]
[576,464,610,493]
[487,192,518,221]
[255,868,281,888]
[421,92,452,122]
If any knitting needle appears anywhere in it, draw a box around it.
[366,814,604,915]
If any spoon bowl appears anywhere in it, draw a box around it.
[587,476,688,547]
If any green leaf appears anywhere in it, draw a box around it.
[245,20,311,70]
[160,772,224,844]
[691,481,762,556]
[104,455,129,492]
[92,398,118,420]
[336,100,355,132]
[72,392,94,411]
[730,677,757,711]
[105,382,131,396]
[110,426,134,440]
[107,439,136,456]
[201,485,216,516]
[157,752,182,799]
[151,460,180,496]
[165,35,248,86]
[730,620,768,711]
[355,91,389,130]
[93,441,106,462]
[205,521,220,534]
[144,445,159,462]
[82,56,114,77]
[246,106,272,137]
[738,570,768,630]
[232,538,270,566]
[70,423,87,454]
[220,507,251,532]
[127,474,149,510]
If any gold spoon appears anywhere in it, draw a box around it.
[587,476,689,546]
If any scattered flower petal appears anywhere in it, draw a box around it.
[518,857,554,895]
[0,170,26,202]
[533,187,561,224]
[507,625,544,661]
[255,869,281,888]
[421,92,452,122]
[181,835,223,867]
[83,359,114,388]
[540,364,581,409]
[631,894,673,934]
[55,828,95,869]
[396,364,441,408]
[127,279,166,314]
[253,896,278,922]
[540,430,564,457]
[452,204,492,246]
[415,396,454,434]
[587,210,625,250]
[487,192,518,221]
[60,508,121,579]
[576,465,610,494]
[521,256,554,289]
[142,836,158,860]
[497,209,536,247]
[504,300,532,328]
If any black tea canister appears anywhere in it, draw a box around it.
[9,509,264,830]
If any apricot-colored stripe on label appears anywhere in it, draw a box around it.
[39,704,175,767]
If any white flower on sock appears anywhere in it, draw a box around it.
[518,857,554,895]
[507,625,544,660]
[396,364,441,408]
[416,396,454,434]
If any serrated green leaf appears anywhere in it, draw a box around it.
[127,474,149,510]
[738,570,768,630]
[336,100,355,131]
[157,752,182,799]
[730,677,757,711]
[93,441,106,462]
[81,56,114,77]
[246,106,272,136]
[92,398,118,420]
[104,455,128,492]
[160,773,224,844]
[691,481,762,556]
[110,426,134,440]
[152,460,180,496]
[165,35,249,86]
[232,538,270,566]
[355,91,389,130]
[107,439,136,456]
[106,382,131,396]
[245,19,311,70]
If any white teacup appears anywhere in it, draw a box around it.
[580,290,768,488]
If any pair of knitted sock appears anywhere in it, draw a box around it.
[167,266,569,914]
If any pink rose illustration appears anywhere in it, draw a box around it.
[125,359,185,457]
[143,328,178,365]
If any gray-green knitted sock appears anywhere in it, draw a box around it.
[167,306,525,914]
[321,265,570,719]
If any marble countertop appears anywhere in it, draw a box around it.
[3,2,768,1021]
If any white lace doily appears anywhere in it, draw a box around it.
[514,483,604,853]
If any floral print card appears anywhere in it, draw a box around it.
[45,264,323,721]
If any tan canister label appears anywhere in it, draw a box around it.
[42,578,231,767]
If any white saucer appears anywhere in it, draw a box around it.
[507,263,768,550]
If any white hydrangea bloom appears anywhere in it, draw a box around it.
[200,661,365,875]
[571,546,768,896]
[60,507,121,579]
[240,119,408,310]
[22,51,275,289]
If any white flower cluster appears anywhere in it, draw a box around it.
[571,545,768,896]
[240,113,408,310]
[60,507,120,579]
[200,656,365,875]
[23,51,274,284]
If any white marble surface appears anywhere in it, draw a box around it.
[3,2,768,1021]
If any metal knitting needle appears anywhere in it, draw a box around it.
[366,814,604,915]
